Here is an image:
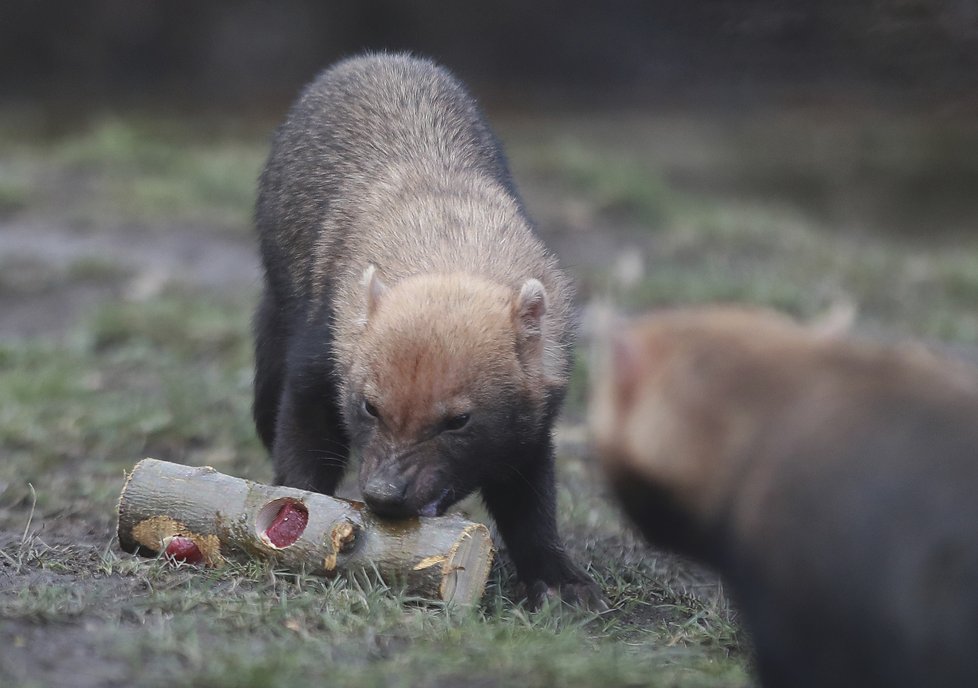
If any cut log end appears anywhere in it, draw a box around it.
[439,523,494,605]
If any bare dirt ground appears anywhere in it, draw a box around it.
[0,219,260,339]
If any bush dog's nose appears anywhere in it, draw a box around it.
[362,476,412,518]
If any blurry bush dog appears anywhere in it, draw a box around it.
[591,306,978,687]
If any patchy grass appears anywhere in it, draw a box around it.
[1,115,266,229]
[517,138,683,227]
[0,286,746,688]
[0,255,129,298]
[4,106,978,687]
[0,179,29,216]
[503,118,978,347]
[0,290,263,529]
[605,204,978,345]
[501,108,978,236]
[1,543,744,688]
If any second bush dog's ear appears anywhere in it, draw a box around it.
[809,300,857,340]
[362,264,389,320]
[609,329,644,409]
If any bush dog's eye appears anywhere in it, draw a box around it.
[443,413,470,431]
[362,399,379,418]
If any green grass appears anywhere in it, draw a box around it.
[4,107,978,688]
[0,180,29,216]
[517,136,978,345]
[0,537,746,688]
[3,116,266,229]
[501,108,978,236]
[0,255,129,297]
[627,205,978,344]
[519,138,682,227]
[0,289,264,525]
[0,286,746,687]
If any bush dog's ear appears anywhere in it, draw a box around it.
[809,300,857,340]
[512,278,548,368]
[514,278,547,337]
[362,264,389,320]
[609,329,644,410]
[513,278,547,341]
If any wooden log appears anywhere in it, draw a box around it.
[117,458,494,605]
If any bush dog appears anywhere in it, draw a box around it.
[254,53,602,608]
[591,306,978,686]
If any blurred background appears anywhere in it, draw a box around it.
[3,0,978,339]
[2,3,977,686]
[6,1,978,107]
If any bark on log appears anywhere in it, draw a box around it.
[117,458,494,605]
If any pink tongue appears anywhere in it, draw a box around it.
[264,502,309,547]
[420,488,452,518]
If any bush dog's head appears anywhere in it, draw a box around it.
[346,266,554,518]
[589,306,843,554]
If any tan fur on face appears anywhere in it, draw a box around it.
[351,273,533,440]
[324,164,574,397]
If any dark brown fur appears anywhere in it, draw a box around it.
[591,306,978,687]
[253,53,601,607]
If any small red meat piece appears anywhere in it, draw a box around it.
[264,502,308,547]
[163,536,203,564]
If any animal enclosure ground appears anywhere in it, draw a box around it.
[2,104,977,687]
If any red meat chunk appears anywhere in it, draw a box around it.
[264,502,308,547]
[163,536,203,564]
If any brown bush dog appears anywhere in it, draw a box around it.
[253,53,603,608]
[591,306,978,687]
